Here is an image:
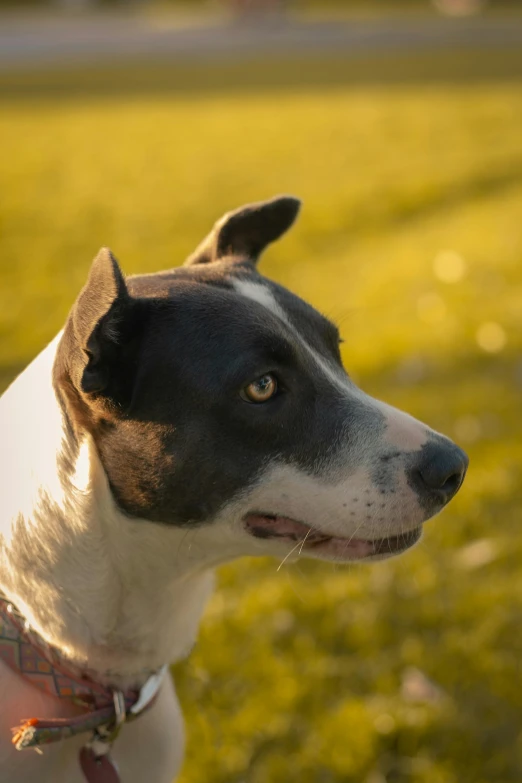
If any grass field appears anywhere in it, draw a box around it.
[1,44,522,783]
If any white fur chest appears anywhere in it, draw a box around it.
[0,337,215,782]
[0,337,215,680]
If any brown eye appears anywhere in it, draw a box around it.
[241,374,278,404]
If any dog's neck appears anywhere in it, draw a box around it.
[0,338,232,688]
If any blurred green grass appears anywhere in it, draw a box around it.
[1,46,522,782]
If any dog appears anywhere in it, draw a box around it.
[0,196,467,783]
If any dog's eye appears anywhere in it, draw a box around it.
[241,374,278,404]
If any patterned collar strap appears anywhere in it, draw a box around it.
[0,594,165,750]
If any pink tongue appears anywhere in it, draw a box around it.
[245,515,329,542]
[244,514,378,559]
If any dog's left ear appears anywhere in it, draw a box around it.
[185,195,301,266]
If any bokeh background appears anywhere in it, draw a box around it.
[1,1,522,781]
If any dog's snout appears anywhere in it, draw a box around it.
[411,441,468,505]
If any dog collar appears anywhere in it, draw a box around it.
[0,592,165,779]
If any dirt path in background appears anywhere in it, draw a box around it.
[0,12,521,69]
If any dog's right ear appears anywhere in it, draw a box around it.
[61,248,132,401]
[72,247,129,394]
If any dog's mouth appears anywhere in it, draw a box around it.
[244,513,421,561]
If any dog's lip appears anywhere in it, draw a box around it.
[243,513,421,560]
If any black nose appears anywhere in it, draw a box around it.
[411,441,468,505]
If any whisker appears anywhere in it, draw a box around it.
[298,528,313,555]
[277,532,312,573]
[345,518,368,547]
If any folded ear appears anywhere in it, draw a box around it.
[71,247,130,395]
[185,195,301,266]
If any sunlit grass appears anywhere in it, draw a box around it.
[1,48,522,782]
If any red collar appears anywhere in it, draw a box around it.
[0,593,165,753]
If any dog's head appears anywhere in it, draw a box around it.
[54,196,467,564]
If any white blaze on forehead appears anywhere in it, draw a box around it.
[232,278,351,394]
[233,279,289,322]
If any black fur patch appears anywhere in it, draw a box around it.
[87,265,364,524]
